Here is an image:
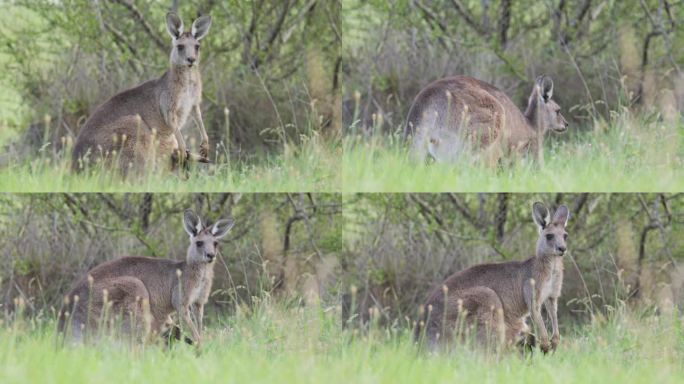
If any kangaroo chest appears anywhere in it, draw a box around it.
[185,268,212,305]
[161,71,201,132]
[173,84,198,128]
[538,259,563,302]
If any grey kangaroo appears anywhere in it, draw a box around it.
[405,76,569,165]
[416,202,569,354]
[72,12,212,173]
[57,210,234,345]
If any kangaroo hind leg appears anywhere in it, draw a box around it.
[89,276,151,340]
[445,286,505,350]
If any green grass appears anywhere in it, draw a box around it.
[2,300,683,384]
[343,113,684,192]
[0,136,340,192]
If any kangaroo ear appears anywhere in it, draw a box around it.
[191,15,212,40]
[532,202,551,230]
[536,75,553,102]
[211,218,234,239]
[183,209,202,237]
[166,12,184,39]
[540,76,553,102]
[552,205,570,227]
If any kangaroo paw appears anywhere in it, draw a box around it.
[199,142,209,159]
[163,325,194,346]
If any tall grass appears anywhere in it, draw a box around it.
[343,112,683,192]
[0,134,340,192]
[1,297,683,384]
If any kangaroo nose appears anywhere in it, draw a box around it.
[557,246,566,254]
[187,57,196,64]
[206,253,215,261]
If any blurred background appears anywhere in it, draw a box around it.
[2,193,682,329]
[343,193,684,326]
[0,0,341,163]
[343,0,683,133]
[0,193,343,321]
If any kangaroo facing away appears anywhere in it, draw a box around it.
[404,76,569,165]
[416,202,569,354]
[72,13,212,173]
[57,210,234,345]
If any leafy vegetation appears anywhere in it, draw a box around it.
[342,194,684,322]
[0,1,340,192]
[342,0,684,192]
[1,193,683,382]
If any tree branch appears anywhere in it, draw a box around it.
[449,0,487,35]
[110,0,166,52]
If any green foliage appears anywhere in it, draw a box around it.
[0,1,340,185]
[343,0,684,145]
[0,193,342,311]
[344,193,684,321]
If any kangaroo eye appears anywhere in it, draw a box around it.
[563,234,568,240]
[545,234,554,241]
[195,44,200,51]
[214,241,218,248]
[196,241,204,247]
[177,45,184,51]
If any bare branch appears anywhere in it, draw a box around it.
[110,0,166,52]
[448,0,487,35]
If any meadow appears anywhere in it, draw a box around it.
[343,113,684,193]
[1,299,683,384]
[342,0,684,193]
[0,135,339,193]
[0,193,682,384]
[0,1,341,193]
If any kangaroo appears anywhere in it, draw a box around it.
[404,76,569,165]
[416,202,569,354]
[72,12,212,173]
[57,210,234,345]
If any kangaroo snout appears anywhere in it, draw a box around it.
[206,253,215,262]
[187,57,196,66]
[557,246,566,255]
[554,121,569,133]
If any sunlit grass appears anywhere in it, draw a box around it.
[343,112,684,192]
[1,299,683,384]
[0,134,340,192]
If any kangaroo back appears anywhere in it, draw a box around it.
[405,75,568,164]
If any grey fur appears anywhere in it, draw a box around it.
[57,210,233,346]
[405,75,569,165]
[417,202,570,354]
[72,13,213,173]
